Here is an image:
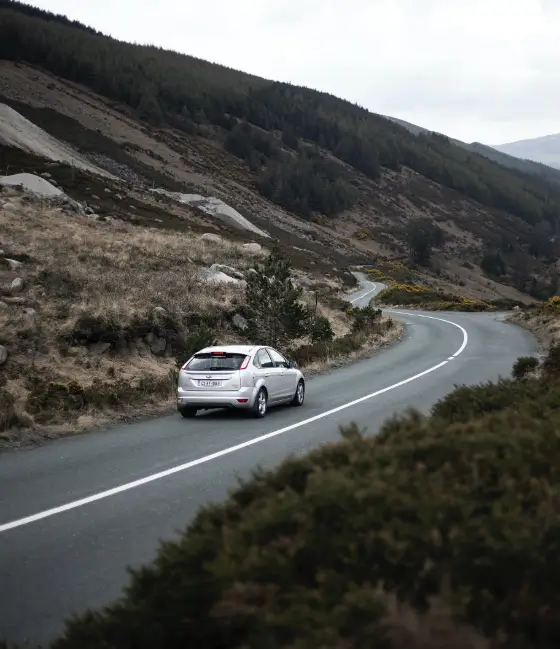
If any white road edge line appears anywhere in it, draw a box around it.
[0,307,468,534]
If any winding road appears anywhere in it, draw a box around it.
[0,276,538,646]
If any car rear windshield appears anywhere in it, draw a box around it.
[186,353,247,372]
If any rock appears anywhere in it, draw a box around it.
[90,342,111,355]
[210,263,244,279]
[153,218,163,223]
[232,313,248,330]
[85,206,95,215]
[201,233,222,244]
[0,301,8,311]
[2,203,17,213]
[2,296,26,305]
[5,258,23,271]
[200,269,241,285]
[150,337,167,355]
[10,277,24,293]
[0,250,4,257]
[153,306,167,315]
[145,333,166,354]
[103,187,112,194]
[92,195,100,200]
[246,268,257,275]
[242,242,262,254]
[0,345,7,367]
[0,173,62,197]
[24,308,38,331]
[40,172,52,178]
[513,305,521,311]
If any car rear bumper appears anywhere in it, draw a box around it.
[177,386,256,410]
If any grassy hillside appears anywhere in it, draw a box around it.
[0,1,559,301]
[0,183,401,443]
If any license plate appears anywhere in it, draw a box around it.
[198,380,222,387]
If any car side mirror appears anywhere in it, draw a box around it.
[288,360,298,369]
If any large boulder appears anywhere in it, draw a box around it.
[10,277,24,294]
[210,263,244,280]
[200,233,222,244]
[242,242,263,254]
[5,258,23,271]
[232,313,248,330]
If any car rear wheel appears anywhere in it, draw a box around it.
[291,380,305,407]
[251,388,267,418]
[179,406,197,419]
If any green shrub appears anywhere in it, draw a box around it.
[50,402,560,649]
[174,325,217,368]
[431,375,560,425]
[0,388,20,430]
[512,355,540,380]
[308,315,334,343]
[25,374,176,424]
[349,304,383,333]
[543,344,560,376]
[292,316,393,368]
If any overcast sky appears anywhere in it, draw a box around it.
[29,0,560,144]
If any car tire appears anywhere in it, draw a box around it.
[291,380,305,407]
[178,407,197,419]
[251,388,267,418]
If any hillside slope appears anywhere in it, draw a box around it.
[0,1,559,301]
[493,133,560,170]
[386,115,560,186]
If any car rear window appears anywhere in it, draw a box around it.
[186,353,247,372]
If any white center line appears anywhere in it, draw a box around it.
[348,282,377,304]
[0,308,468,534]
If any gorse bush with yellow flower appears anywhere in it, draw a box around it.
[375,283,490,311]
[545,295,560,313]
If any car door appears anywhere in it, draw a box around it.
[267,347,297,399]
[254,348,283,402]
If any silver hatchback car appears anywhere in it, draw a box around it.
[177,345,305,419]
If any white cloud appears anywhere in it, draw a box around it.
[28,0,560,143]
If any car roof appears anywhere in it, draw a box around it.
[196,345,259,355]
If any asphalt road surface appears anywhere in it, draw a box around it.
[0,277,539,645]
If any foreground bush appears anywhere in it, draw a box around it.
[512,355,539,380]
[49,370,560,649]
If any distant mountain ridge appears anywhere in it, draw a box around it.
[384,116,560,184]
[492,133,560,171]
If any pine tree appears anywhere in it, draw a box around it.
[245,243,308,350]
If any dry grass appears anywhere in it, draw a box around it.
[0,188,401,443]
[1,199,255,325]
[509,309,560,350]
[0,190,262,440]
[300,317,403,375]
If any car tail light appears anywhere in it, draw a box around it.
[239,355,250,370]
[211,351,226,356]
[236,398,248,403]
